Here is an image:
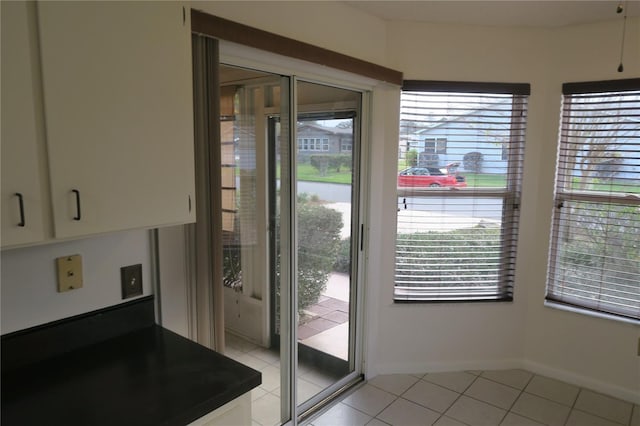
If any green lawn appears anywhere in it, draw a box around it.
[463,173,507,188]
[293,163,353,184]
[568,178,640,194]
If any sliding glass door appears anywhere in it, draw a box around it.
[219,64,364,424]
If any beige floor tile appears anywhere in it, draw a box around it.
[632,405,640,426]
[445,395,507,426]
[403,380,460,413]
[224,347,244,359]
[367,418,391,426]
[565,409,626,426]
[226,333,259,353]
[511,393,571,426]
[259,365,282,392]
[368,374,420,396]
[251,387,268,401]
[500,412,545,426]
[424,371,478,393]
[377,397,440,426]
[297,377,324,404]
[481,370,533,390]
[342,384,397,416]
[233,352,270,371]
[248,347,281,365]
[312,402,372,426]
[434,416,469,426]
[252,393,282,426]
[465,377,521,410]
[524,375,579,407]
[574,389,633,425]
[467,370,483,376]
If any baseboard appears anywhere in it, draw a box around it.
[523,359,640,405]
[372,358,639,405]
[373,358,523,377]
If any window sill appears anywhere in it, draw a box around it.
[393,297,513,304]
[543,301,640,326]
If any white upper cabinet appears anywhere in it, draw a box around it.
[1,2,48,247]
[37,1,195,239]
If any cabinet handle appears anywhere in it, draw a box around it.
[15,193,25,227]
[72,189,81,221]
[188,195,192,213]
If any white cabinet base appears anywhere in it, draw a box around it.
[188,393,252,426]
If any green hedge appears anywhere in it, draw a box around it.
[396,227,501,284]
[310,154,352,176]
[297,200,343,310]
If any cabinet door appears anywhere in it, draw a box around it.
[1,2,47,247]
[38,1,195,239]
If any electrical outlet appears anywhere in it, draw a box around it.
[56,255,83,292]
[121,264,143,299]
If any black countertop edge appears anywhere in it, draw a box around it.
[2,296,156,372]
[1,297,262,426]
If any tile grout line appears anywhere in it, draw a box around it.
[426,371,479,426]
[562,387,582,426]
[369,375,459,426]
[332,383,393,423]
[499,371,538,426]
[366,376,437,425]
[571,388,635,426]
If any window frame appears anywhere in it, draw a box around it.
[545,78,640,322]
[394,80,530,303]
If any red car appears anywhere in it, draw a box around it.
[398,167,467,188]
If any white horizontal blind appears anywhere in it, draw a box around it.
[547,79,640,320]
[395,81,529,302]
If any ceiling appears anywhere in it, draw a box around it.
[344,1,640,28]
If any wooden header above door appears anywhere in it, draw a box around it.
[190,9,403,86]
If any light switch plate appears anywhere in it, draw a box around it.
[121,264,143,299]
[56,255,83,292]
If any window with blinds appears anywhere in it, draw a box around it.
[546,79,640,321]
[394,81,529,302]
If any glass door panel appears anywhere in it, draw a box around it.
[295,81,362,408]
[218,64,293,426]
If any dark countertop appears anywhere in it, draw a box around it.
[1,297,261,426]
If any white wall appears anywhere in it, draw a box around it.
[1,230,152,334]
[191,1,388,66]
[157,225,191,338]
